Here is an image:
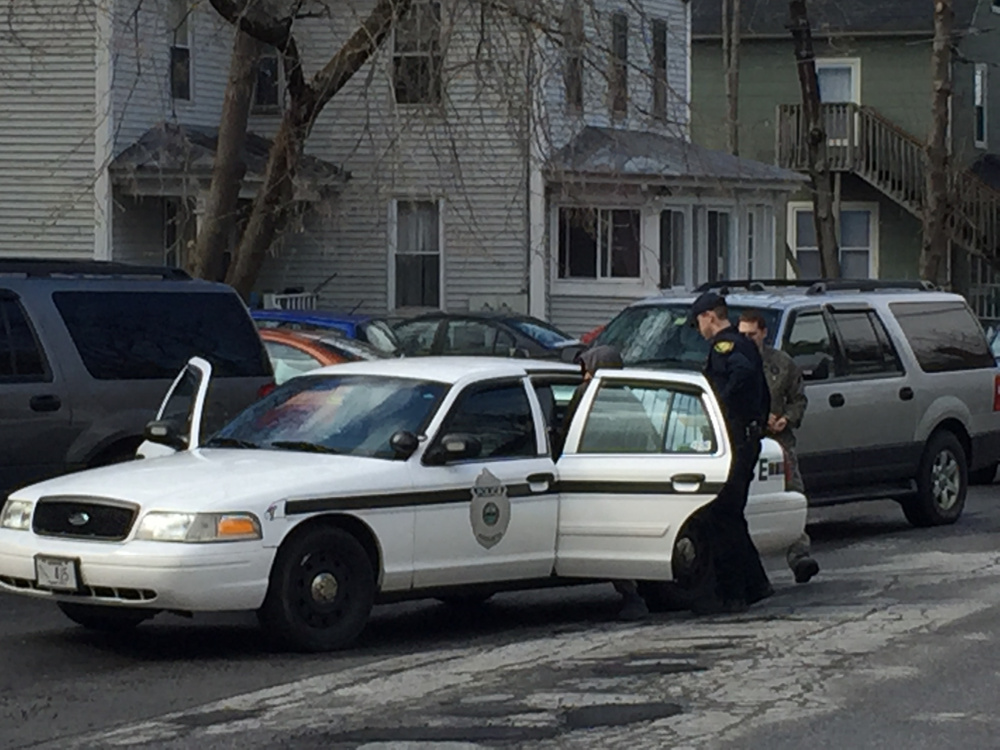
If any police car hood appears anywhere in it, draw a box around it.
[9,449,404,510]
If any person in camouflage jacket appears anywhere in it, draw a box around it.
[738,310,820,585]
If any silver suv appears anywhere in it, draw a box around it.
[0,259,273,498]
[594,280,1000,527]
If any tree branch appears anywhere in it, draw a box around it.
[208,0,293,49]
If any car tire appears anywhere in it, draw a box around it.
[637,518,713,612]
[257,526,375,653]
[57,602,153,631]
[969,462,997,486]
[903,431,968,528]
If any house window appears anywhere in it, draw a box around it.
[816,58,860,141]
[706,209,731,281]
[394,1,442,104]
[558,207,640,279]
[610,12,628,115]
[659,209,685,288]
[169,0,192,101]
[652,19,668,120]
[564,0,584,111]
[394,200,441,308]
[791,204,876,278]
[254,48,281,112]
[975,63,988,149]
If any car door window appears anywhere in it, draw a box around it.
[436,381,537,458]
[264,341,325,385]
[783,311,837,381]
[395,319,440,355]
[831,310,902,376]
[0,294,48,382]
[579,382,716,454]
[444,320,497,355]
[494,329,517,356]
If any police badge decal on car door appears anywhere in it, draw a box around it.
[470,469,511,549]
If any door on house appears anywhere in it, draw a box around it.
[816,59,859,144]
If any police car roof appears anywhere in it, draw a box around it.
[307,356,579,384]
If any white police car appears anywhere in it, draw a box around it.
[0,357,806,651]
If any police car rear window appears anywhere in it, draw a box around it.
[53,291,271,380]
[889,301,995,373]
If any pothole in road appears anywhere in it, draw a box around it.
[171,707,265,727]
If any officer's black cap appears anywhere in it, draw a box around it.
[688,291,725,326]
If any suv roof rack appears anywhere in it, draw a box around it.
[0,258,191,281]
[695,279,937,295]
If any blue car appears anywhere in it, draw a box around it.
[250,309,401,356]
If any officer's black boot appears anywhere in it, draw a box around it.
[793,556,820,584]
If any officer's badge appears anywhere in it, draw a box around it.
[470,469,511,549]
[713,340,735,354]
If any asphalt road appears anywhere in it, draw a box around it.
[3,488,1000,749]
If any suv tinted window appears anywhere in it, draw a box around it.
[53,291,270,380]
[890,301,995,373]
[830,310,902,376]
[439,382,536,458]
[0,294,47,381]
[597,304,781,366]
[783,311,836,380]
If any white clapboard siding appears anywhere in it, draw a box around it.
[0,0,99,257]
[113,0,233,156]
[549,294,641,338]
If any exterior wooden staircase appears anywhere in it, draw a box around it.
[776,102,1000,319]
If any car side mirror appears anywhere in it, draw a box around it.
[424,433,482,466]
[389,430,420,460]
[803,357,831,382]
[143,419,187,451]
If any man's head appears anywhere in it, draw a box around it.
[576,345,623,381]
[688,292,730,340]
[738,309,768,350]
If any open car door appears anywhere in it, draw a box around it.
[553,369,732,582]
[135,357,213,459]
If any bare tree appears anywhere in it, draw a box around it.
[788,0,839,278]
[921,0,953,286]
[186,29,260,282]
[721,0,740,155]
[200,0,413,298]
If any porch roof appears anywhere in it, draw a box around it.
[547,127,807,189]
[109,123,349,200]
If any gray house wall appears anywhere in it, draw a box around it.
[0,1,99,258]
[952,0,1000,168]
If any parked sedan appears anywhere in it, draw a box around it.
[0,356,805,652]
[251,309,401,357]
[260,329,388,385]
[394,312,582,360]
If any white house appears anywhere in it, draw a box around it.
[0,0,804,334]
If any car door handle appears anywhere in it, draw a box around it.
[29,394,61,413]
[526,472,555,490]
[829,393,845,408]
[671,473,705,489]
[899,387,914,401]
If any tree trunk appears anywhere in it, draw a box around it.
[921,0,953,286]
[187,30,260,282]
[788,0,839,278]
[723,0,741,155]
[213,0,410,299]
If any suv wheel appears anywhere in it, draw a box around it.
[904,431,968,527]
[257,526,375,652]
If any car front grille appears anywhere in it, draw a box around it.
[0,576,157,602]
[32,497,139,542]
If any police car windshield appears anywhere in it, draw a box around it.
[210,375,447,460]
[596,304,781,366]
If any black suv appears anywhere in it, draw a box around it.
[0,259,272,496]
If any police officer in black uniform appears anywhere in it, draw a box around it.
[688,291,773,614]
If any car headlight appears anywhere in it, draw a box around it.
[135,512,262,543]
[0,499,33,531]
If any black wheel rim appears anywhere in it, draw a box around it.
[291,549,353,630]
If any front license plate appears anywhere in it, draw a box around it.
[35,556,80,591]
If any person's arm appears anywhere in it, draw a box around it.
[717,348,756,406]
[783,362,808,428]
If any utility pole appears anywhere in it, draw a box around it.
[788,0,840,278]
[921,0,953,286]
